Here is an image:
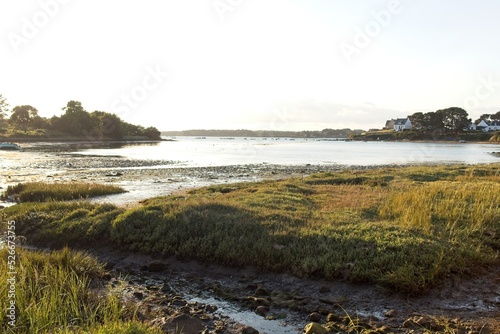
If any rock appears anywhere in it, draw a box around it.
[403,316,438,330]
[104,261,115,270]
[326,312,341,322]
[319,285,331,293]
[240,326,259,334]
[133,291,144,300]
[319,298,336,305]
[204,304,218,313]
[309,312,322,322]
[304,322,328,334]
[180,306,191,314]
[161,282,171,293]
[255,305,269,316]
[171,298,188,307]
[101,272,112,281]
[255,284,271,296]
[105,172,123,177]
[384,309,396,318]
[147,260,166,272]
[162,313,204,334]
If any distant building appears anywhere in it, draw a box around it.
[393,118,412,132]
[384,118,412,131]
[384,119,396,130]
[477,120,500,132]
[466,123,477,131]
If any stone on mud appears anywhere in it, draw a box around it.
[308,312,322,322]
[304,322,328,334]
[161,313,204,334]
[255,305,269,316]
[240,326,259,334]
[147,260,167,272]
[255,284,271,296]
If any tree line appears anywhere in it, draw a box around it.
[162,128,364,138]
[408,107,500,133]
[0,95,161,141]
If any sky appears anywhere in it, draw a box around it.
[1,0,500,131]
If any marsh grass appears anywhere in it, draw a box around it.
[2,163,499,294]
[0,248,160,333]
[2,182,125,202]
[3,202,125,247]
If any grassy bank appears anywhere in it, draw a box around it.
[0,247,160,333]
[2,182,125,202]
[2,164,499,294]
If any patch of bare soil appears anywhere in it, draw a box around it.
[90,246,500,333]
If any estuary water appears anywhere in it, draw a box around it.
[75,136,500,167]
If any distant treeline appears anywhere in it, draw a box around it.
[0,96,161,141]
[162,128,364,138]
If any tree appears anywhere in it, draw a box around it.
[439,107,469,133]
[10,105,38,130]
[90,111,124,140]
[142,126,161,140]
[491,111,500,121]
[58,101,94,135]
[423,111,444,131]
[0,94,10,121]
[409,112,425,131]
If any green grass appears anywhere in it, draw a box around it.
[2,164,499,294]
[2,182,126,202]
[3,202,125,247]
[0,248,161,333]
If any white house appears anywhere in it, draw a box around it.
[477,120,500,132]
[466,123,477,131]
[393,118,412,132]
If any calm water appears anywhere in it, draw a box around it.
[75,137,500,167]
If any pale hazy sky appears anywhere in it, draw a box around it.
[1,0,500,131]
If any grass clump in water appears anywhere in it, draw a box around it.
[2,182,125,202]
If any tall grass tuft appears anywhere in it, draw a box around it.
[0,248,160,333]
[2,182,125,202]
[379,181,500,240]
[378,180,500,290]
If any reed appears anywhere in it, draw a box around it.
[0,248,160,333]
[2,182,125,202]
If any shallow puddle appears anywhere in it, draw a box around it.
[188,296,304,334]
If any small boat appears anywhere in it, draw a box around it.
[0,142,21,150]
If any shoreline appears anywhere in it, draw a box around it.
[1,144,499,207]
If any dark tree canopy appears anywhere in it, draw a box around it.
[438,107,469,133]
[10,105,38,130]
[1,99,161,141]
[409,107,470,133]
